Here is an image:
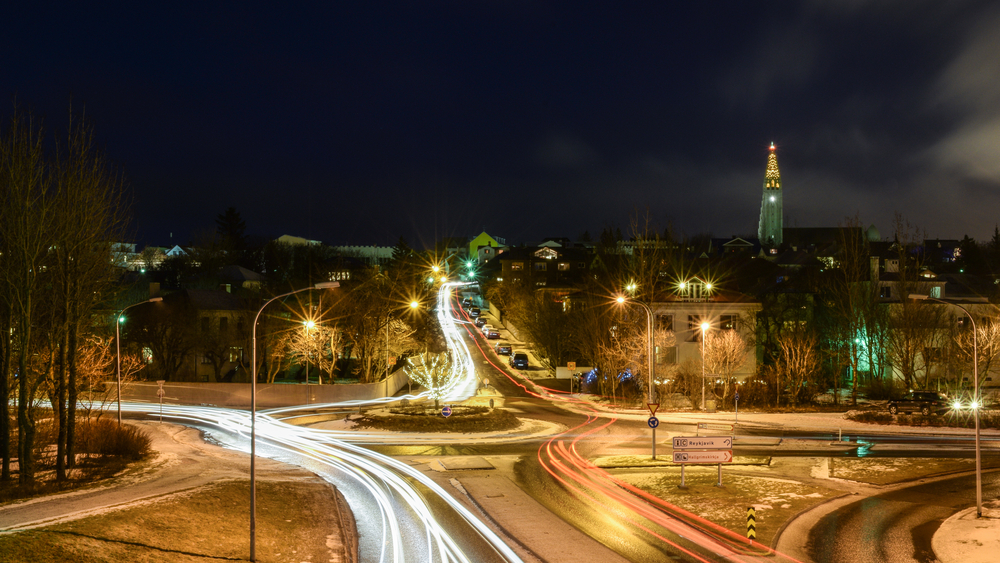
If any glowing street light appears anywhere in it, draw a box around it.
[115,296,163,425]
[909,293,982,518]
[251,281,339,561]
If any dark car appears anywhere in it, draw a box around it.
[474,316,488,328]
[888,391,950,415]
[468,307,481,318]
[462,297,472,308]
[510,352,529,369]
[494,343,512,356]
[486,327,500,339]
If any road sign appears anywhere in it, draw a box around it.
[735,392,740,401]
[442,406,452,418]
[647,402,659,416]
[672,436,732,450]
[747,507,757,540]
[483,378,489,386]
[648,416,659,429]
[697,422,734,432]
[672,450,733,464]
[156,388,165,398]
[567,361,576,370]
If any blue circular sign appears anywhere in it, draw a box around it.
[442,406,452,418]
[647,416,659,428]
[735,392,740,401]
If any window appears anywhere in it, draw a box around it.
[534,262,547,271]
[655,314,673,332]
[557,262,569,271]
[201,354,212,364]
[879,286,892,299]
[511,262,524,271]
[930,286,941,298]
[720,315,737,330]
[656,345,677,365]
[201,317,210,332]
[229,347,243,363]
[219,317,228,333]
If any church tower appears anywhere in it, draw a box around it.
[758,143,782,247]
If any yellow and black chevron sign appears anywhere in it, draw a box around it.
[747,507,757,540]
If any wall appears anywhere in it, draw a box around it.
[116,367,411,408]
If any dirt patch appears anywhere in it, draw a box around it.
[0,479,349,563]
[353,406,521,433]
[613,470,838,545]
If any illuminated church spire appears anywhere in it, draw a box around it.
[758,143,783,247]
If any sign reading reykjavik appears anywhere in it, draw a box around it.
[672,436,733,450]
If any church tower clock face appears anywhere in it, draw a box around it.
[758,143,782,247]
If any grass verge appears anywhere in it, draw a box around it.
[828,457,1000,485]
[592,455,771,468]
[0,479,346,563]
[613,470,838,545]
[354,406,521,433]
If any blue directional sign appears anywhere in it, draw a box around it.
[442,406,453,418]
[735,392,740,401]
[648,416,659,429]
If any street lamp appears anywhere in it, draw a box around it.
[701,322,710,410]
[909,293,982,517]
[616,295,657,458]
[615,296,656,406]
[251,281,338,561]
[115,297,163,424]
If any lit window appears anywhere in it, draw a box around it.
[511,262,523,271]
[557,263,569,271]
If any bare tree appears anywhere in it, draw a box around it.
[0,111,55,484]
[703,329,749,405]
[405,352,452,409]
[772,324,820,406]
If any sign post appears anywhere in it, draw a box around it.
[156,380,166,423]
[647,403,660,460]
[735,391,739,423]
[672,433,734,487]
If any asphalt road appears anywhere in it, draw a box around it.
[807,470,1000,563]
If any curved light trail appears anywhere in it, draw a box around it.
[450,292,805,562]
[112,281,519,563]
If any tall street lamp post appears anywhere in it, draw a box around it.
[701,322,710,410]
[115,297,162,424]
[616,296,657,458]
[909,294,982,517]
[251,282,338,561]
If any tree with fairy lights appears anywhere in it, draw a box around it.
[405,351,453,409]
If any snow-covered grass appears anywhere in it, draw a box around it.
[592,455,771,468]
[613,470,837,545]
[829,457,981,485]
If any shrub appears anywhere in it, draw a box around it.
[845,410,893,424]
[77,418,152,460]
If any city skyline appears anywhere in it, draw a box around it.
[4,2,1000,247]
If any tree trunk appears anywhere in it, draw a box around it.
[55,324,68,481]
[66,320,80,469]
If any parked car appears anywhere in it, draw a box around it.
[486,327,500,339]
[474,316,488,328]
[887,391,951,415]
[481,323,494,335]
[510,352,529,369]
[468,307,481,318]
[494,343,512,356]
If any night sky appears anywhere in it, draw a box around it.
[4,2,1000,249]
